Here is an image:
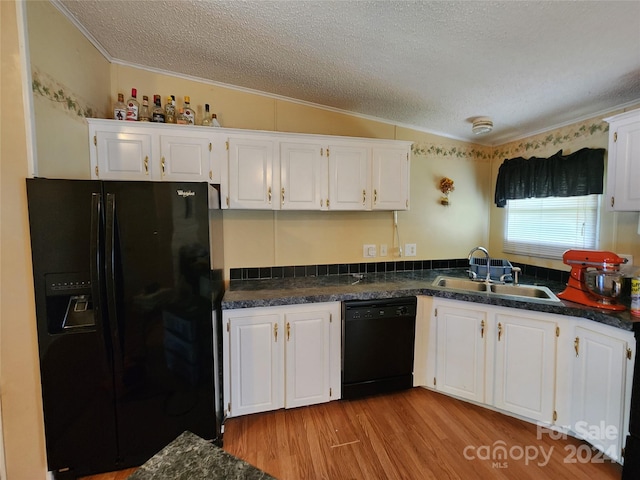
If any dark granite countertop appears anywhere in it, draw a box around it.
[127,431,275,480]
[222,268,637,331]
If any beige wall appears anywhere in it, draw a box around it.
[28,0,111,179]
[1,2,48,479]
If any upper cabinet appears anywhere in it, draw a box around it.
[87,119,411,211]
[88,119,215,183]
[604,109,640,211]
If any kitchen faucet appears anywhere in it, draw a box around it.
[468,246,491,283]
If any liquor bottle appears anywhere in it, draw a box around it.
[152,95,165,122]
[139,96,151,122]
[201,104,212,126]
[165,96,176,123]
[176,108,188,125]
[125,88,139,121]
[113,93,126,121]
[183,96,195,125]
[211,113,221,127]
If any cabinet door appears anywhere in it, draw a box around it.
[284,309,331,408]
[328,144,370,210]
[435,304,486,403]
[280,142,326,210]
[228,136,277,209]
[372,146,410,210]
[492,312,556,424]
[571,326,629,462]
[607,113,640,211]
[159,134,211,182]
[93,129,153,180]
[229,314,283,416]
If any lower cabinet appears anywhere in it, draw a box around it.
[434,302,487,403]
[426,297,634,462]
[222,302,341,417]
[492,311,557,424]
[568,322,634,462]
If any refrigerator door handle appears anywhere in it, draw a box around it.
[90,193,102,321]
[105,193,123,368]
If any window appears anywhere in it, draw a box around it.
[504,194,600,259]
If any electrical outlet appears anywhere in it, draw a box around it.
[405,243,417,257]
[363,244,376,258]
[380,244,388,257]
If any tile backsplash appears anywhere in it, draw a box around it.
[230,259,570,284]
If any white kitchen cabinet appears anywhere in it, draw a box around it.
[284,309,332,408]
[569,322,635,462]
[280,141,327,210]
[372,146,410,210]
[158,133,211,182]
[434,301,487,403]
[91,125,153,180]
[424,297,636,464]
[605,109,640,211]
[227,135,278,209]
[327,143,371,211]
[223,302,341,417]
[492,311,557,424]
[228,312,283,417]
[88,119,215,182]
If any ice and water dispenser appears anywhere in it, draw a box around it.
[44,272,96,332]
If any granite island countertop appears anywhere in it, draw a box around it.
[127,431,276,480]
[222,268,637,331]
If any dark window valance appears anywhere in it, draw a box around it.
[494,147,605,208]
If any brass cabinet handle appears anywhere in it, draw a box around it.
[286,322,291,341]
[362,189,366,205]
[274,323,278,342]
[611,197,615,208]
[268,186,272,203]
[627,347,633,360]
[281,187,285,204]
[161,156,165,176]
[498,322,503,341]
[374,189,378,205]
[574,337,580,357]
[480,319,485,338]
[144,156,149,175]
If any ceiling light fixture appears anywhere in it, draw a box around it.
[472,117,493,135]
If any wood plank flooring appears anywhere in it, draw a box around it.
[81,387,623,480]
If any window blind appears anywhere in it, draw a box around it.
[504,194,600,259]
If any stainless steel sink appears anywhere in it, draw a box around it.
[432,276,561,302]
[433,277,489,292]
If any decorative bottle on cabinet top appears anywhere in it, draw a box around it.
[139,96,151,122]
[183,96,195,125]
[201,104,212,126]
[165,96,176,123]
[113,93,126,121]
[125,88,139,121]
[152,95,165,123]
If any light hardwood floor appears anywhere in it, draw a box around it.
[82,387,623,479]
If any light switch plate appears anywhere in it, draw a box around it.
[380,244,388,257]
[405,243,417,257]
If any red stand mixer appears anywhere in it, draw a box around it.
[558,249,628,311]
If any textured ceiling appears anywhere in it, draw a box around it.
[55,0,640,145]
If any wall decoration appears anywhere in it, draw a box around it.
[31,70,102,119]
[412,117,609,162]
[439,177,455,205]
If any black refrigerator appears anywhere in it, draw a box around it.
[26,178,224,479]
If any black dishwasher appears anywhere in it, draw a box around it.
[342,296,417,399]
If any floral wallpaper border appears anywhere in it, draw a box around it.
[31,70,103,120]
[412,118,609,162]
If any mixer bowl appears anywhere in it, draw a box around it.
[585,270,623,303]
